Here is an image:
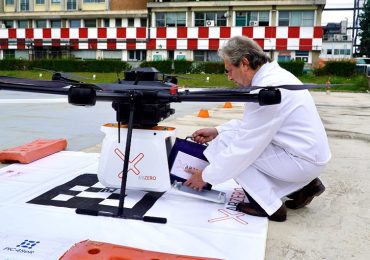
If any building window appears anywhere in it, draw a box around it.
[4,20,14,28]
[51,0,61,3]
[4,50,15,59]
[115,18,122,27]
[70,19,81,28]
[20,0,30,11]
[50,19,61,28]
[278,11,314,26]
[67,0,77,10]
[334,49,340,55]
[295,51,309,62]
[235,11,269,26]
[327,49,332,55]
[84,19,96,28]
[18,20,29,28]
[128,50,147,61]
[194,51,221,62]
[36,0,45,4]
[6,0,14,5]
[156,12,186,27]
[128,18,135,27]
[140,18,147,27]
[104,19,110,27]
[194,12,227,27]
[35,20,47,28]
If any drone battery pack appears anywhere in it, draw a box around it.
[97,124,176,192]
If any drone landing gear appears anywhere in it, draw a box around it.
[76,97,168,224]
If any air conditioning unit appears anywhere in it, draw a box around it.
[205,20,215,27]
[249,21,259,26]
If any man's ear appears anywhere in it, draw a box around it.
[241,57,249,68]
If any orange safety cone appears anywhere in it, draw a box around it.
[198,109,210,118]
[223,102,233,108]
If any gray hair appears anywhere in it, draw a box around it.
[218,36,271,70]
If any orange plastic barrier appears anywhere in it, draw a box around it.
[223,102,233,108]
[0,139,67,164]
[60,240,221,260]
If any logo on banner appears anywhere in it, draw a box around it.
[114,148,144,176]
[208,187,248,225]
[3,239,40,255]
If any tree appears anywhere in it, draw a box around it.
[359,0,370,56]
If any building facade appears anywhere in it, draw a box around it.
[320,20,353,60]
[0,0,326,67]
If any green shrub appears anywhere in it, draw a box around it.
[174,60,193,74]
[140,60,173,73]
[278,60,305,77]
[324,60,356,77]
[0,59,131,73]
[0,59,28,70]
[191,62,206,73]
[204,62,225,74]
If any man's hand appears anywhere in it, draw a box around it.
[192,127,218,144]
[184,167,207,191]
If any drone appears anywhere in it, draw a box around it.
[0,69,331,224]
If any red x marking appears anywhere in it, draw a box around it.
[208,209,248,225]
[114,148,144,177]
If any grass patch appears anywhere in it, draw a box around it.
[0,70,368,92]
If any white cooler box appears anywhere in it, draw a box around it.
[97,123,176,192]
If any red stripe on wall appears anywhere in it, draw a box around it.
[126,39,136,50]
[167,39,176,50]
[79,28,88,38]
[177,27,187,38]
[157,27,167,38]
[70,39,79,50]
[265,27,276,38]
[88,39,97,49]
[299,38,313,51]
[220,27,231,38]
[198,27,209,38]
[117,28,126,38]
[25,28,34,39]
[98,28,107,38]
[288,27,300,38]
[242,27,253,38]
[43,28,51,38]
[254,39,264,49]
[8,29,17,38]
[61,28,69,39]
[136,28,146,38]
[52,39,60,47]
[146,39,156,50]
[276,39,288,50]
[107,39,116,50]
[313,26,323,38]
[209,39,219,50]
[17,39,26,49]
[34,39,43,47]
[187,39,198,49]
[0,39,8,49]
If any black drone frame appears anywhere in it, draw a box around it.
[0,77,332,224]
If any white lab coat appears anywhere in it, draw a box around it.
[202,61,331,215]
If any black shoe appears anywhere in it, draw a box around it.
[236,202,287,222]
[285,178,325,209]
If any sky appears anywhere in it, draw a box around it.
[321,0,364,26]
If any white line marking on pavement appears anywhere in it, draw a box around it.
[0,98,68,104]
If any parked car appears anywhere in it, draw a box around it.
[355,57,370,76]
